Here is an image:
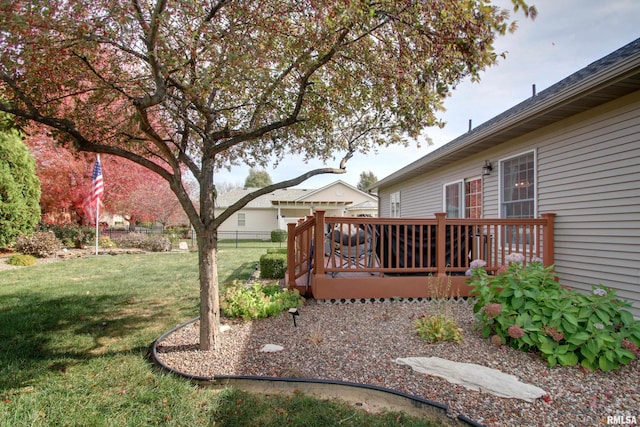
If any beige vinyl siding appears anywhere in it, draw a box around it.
[536,93,640,316]
[380,164,489,218]
[377,91,640,316]
[216,208,278,233]
[482,174,500,218]
[377,189,391,217]
[397,175,440,216]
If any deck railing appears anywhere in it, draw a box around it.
[287,211,555,289]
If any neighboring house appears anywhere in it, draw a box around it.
[215,180,378,235]
[371,38,640,316]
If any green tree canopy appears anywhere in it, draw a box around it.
[357,171,379,192]
[244,169,273,188]
[0,113,41,247]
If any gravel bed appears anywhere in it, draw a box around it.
[156,299,639,427]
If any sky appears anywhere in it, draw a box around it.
[218,0,640,190]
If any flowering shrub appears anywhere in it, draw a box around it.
[469,259,640,371]
[220,281,304,320]
[16,232,62,258]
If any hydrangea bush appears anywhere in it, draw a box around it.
[220,281,304,320]
[469,256,640,371]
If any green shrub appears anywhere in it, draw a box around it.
[39,223,96,248]
[166,225,190,239]
[141,235,171,252]
[469,258,640,371]
[220,280,304,320]
[270,229,287,243]
[414,314,463,343]
[260,253,287,279]
[99,236,116,248]
[15,231,62,258]
[266,248,287,255]
[113,233,147,249]
[0,121,41,247]
[112,233,170,252]
[7,254,37,266]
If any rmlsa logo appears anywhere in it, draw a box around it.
[605,415,637,425]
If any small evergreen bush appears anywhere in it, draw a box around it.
[469,256,640,371]
[266,248,287,255]
[15,232,62,258]
[270,229,287,243]
[7,254,37,266]
[260,253,287,279]
[220,280,304,320]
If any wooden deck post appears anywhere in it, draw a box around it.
[435,212,447,277]
[287,222,297,288]
[314,210,326,275]
[541,213,556,267]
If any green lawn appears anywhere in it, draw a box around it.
[0,249,442,426]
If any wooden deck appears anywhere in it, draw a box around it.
[286,211,555,300]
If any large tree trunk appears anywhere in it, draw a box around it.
[197,225,220,351]
[195,153,220,351]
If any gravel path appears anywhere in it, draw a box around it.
[156,299,639,427]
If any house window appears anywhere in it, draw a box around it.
[443,178,482,218]
[237,213,246,227]
[390,192,401,217]
[501,151,535,218]
[444,181,462,218]
[465,179,482,218]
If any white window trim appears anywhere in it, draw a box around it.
[443,177,483,218]
[465,175,483,218]
[237,212,246,227]
[390,191,401,218]
[442,179,464,218]
[498,149,537,219]
[497,149,538,253]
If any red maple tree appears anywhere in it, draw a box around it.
[26,132,190,226]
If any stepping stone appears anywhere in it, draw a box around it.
[259,344,284,353]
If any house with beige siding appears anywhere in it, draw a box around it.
[371,38,640,316]
[215,180,377,236]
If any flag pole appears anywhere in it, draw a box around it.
[95,200,99,255]
[95,154,100,256]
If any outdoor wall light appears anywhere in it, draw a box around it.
[289,308,300,327]
[482,160,493,176]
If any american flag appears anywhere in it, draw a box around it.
[89,156,104,204]
[83,155,104,224]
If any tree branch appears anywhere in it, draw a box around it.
[213,166,348,228]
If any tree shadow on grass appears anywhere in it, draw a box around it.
[221,261,258,284]
[0,290,161,391]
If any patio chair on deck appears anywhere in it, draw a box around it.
[325,224,376,277]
